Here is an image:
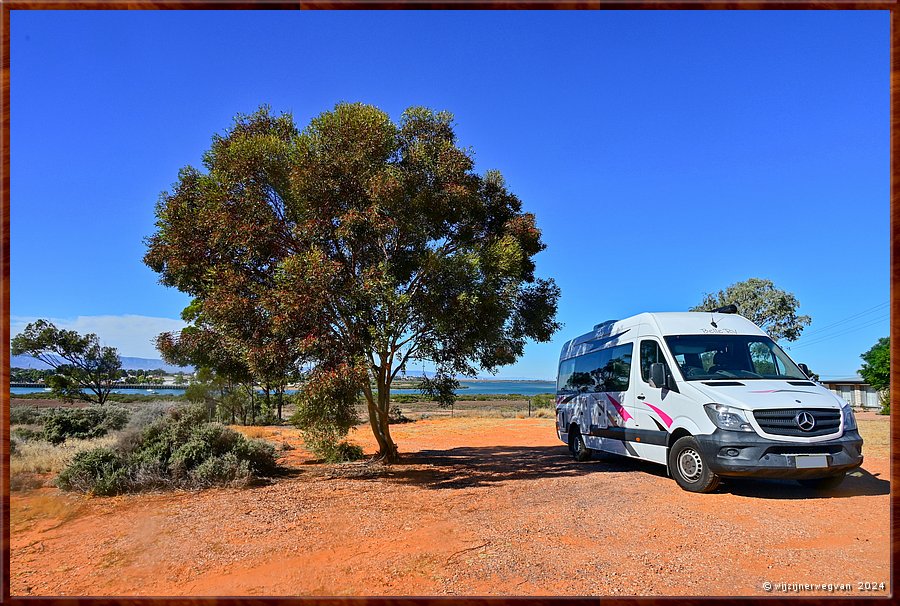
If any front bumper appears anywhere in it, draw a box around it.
[694,429,863,479]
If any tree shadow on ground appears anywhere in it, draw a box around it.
[720,466,889,499]
[347,445,663,489]
[337,445,889,500]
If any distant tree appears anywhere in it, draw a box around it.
[860,336,889,391]
[691,278,811,341]
[144,103,561,462]
[11,320,122,405]
[156,303,266,424]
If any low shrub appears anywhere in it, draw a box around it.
[291,362,365,462]
[388,406,414,424]
[9,406,47,425]
[55,404,279,495]
[12,426,44,442]
[42,406,130,445]
[56,448,129,496]
[879,391,890,415]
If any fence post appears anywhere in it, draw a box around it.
[528,398,531,417]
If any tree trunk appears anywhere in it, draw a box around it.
[276,385,283,422]
[363,376,398,463]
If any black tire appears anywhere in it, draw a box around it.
[668,436,720,493]
[797,473,846,491]
[569,427,592,462]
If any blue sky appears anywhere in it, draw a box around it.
[11,10,888,380]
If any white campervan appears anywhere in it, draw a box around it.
[555,307,863,493]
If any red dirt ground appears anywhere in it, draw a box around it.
[10,414,891,597]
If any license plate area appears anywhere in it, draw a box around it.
[793,454,829,468]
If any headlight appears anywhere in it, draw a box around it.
[841,403,857,431]
[704,403,754,432]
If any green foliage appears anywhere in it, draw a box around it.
[12,426,44,442]
[290,363,365,462]
[860,336,890,392]
[144,103,561,462]
[420,371,459,409]
[530,393,556,409]
[9,405,47,425]
[56,448,129,496]
[388,406,413,424]
[42,406,130,445]
[55,404,278,495]
[10,367,56,383]
[11,320,122,404]
[691,278,811,341]
[10,392,187,404]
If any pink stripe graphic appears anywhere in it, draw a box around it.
[645,402,673,428]
[606,394,633,423]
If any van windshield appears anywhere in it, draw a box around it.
[663,334,807,381]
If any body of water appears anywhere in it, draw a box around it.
[10,380,555,398]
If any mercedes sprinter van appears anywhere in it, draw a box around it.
[555,308,863,492]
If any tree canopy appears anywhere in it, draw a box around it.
[690,278,811,341]
[144,103,561,462]
[11,320,122,405]
[859,336,889,393]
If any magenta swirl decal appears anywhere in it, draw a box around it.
[644,402,673,428]
[606,394,633,423]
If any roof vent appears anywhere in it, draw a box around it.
[593,319,617,331]
[710,304,738,314]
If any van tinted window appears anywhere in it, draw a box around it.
[557,358,576,394]
[559,343,633,393]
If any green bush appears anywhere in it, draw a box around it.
[388,405,413,424]
[290,362,365,462]
[55,404,279,495]
[879,391,890,415]
[11,426,44,442]
[9,406,47,425]
[529,393,556,409]
[42,406,130,445]
[56,448,129,496]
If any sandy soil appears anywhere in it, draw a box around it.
[10,413,891,597]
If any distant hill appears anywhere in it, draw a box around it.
[12,354,193,373]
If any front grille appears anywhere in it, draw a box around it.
[752,408,841,437]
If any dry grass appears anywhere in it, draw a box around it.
[10,435,118,491]
[235,426,270,439]
[857,414,890,458]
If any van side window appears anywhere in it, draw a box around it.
[560,343,633,393]
[557,358,576,394]
[640,340,672,384]
[605,344,633,391]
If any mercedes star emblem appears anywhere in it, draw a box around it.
[795,411,816,431]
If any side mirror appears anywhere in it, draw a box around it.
[798,363,811,378]
[649,363,666,389]
[650,362,680,393]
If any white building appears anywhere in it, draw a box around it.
[820,375,882,410]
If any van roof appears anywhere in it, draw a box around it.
[559,311,768,362]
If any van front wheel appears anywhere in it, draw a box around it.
[569,428,592,462]
[669,436,720,493]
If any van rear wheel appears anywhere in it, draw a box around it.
[669,436,720,493]
[569,428,592,462]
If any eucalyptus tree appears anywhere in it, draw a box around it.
[11,320,122,405]
[145,103,560,462]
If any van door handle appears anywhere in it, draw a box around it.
[637,394,646,400]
